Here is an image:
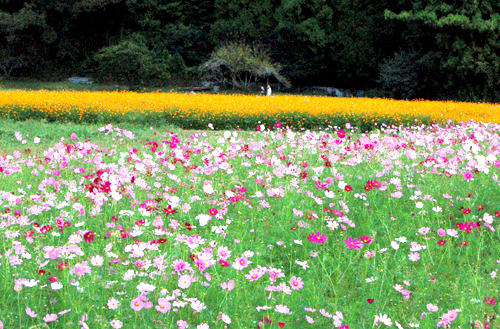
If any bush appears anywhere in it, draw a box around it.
[199,42,290,89]
[93,36,172,90]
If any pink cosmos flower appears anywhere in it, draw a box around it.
[79,261,91,274]
[245,269,265,282]
[308,231,328,244]
[74,265,84,277]
[427,303,439,312]
[43,314,58,322]
[134,259,145,269]
[71,133,77,139]
[218,246,231,259]
[90,255,104,266]
[221,280,235,291]
[408,252,420,262]
[178,274,192,289]
[443,309,458,322]
[289,276,304,290]
[47,248,59,259]
[344,236,363,249]
[306,315,314,323]
[58,309,71,316]
[391,191,403,198]
[274,304,291,314]
[221,313,232,324]
[232,257,250,270]
[26,307,37,318]
[172,259,189,272]
[320,309,333,318]
[110,319,123,329]
[130,297,144,311]
[177,320,189,329]
[107,297,120,310]
[195,259,207,272]
[268,267,285,282]
[152,218,163,228]
[155,298,171,314]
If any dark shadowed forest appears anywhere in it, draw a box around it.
[1,0,500,101]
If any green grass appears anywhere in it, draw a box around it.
[0,119,498,328]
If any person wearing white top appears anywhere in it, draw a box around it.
[266,85,272,96]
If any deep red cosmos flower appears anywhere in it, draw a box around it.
[83,231,95,242]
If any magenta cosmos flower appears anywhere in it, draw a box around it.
[359,235,372,244]
[464,171,473,180]
[308,232,328,244]
[344,237,363,249]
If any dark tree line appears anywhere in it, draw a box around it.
[1,0,500,101]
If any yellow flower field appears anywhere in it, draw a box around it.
[0,90,498,127]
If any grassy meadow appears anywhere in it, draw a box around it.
[0,90,499,328]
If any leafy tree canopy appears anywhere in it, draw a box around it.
[200,42,290,89]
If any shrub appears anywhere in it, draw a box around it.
[93,36,171,90]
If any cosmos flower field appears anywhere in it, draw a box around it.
[2,90,500,130]
[1,120,500,328]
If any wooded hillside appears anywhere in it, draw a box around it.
[1,0,499,101]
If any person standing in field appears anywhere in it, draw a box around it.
[260,86,265,96]
[266,85,272,96]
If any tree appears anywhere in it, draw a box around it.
[273,0,335,84]
[327,0,407,89]
[0,0,214,78]
[0,50,26,77]
[378,51,421,99]
[385,1,500,101]
[199,42,290,89]
[210,0,278,43]
[93,36,170,90]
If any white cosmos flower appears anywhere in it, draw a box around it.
[325,190,335,198]
[51,282,63,291]
[221,313,231,324]
[196,214,211,227]
[137,282,156,294]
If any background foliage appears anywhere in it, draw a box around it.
[1,0,499,101]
